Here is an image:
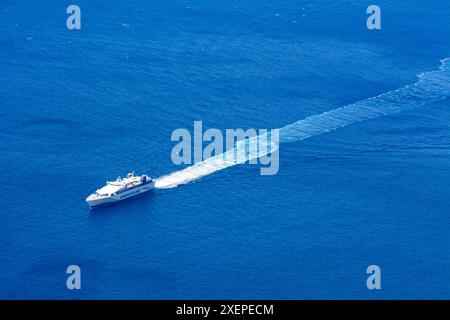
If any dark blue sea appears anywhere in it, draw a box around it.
[1,1,450,299]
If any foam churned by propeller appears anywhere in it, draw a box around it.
[155,58,450,189]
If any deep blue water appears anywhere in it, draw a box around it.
[1,1,450,299]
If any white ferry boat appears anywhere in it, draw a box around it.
[86,172,155,208]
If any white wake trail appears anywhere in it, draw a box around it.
[155,58,450,189]
[155,134,277,188]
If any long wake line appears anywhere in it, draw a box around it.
[155,58,450,189]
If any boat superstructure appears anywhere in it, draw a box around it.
[86,172,154,208]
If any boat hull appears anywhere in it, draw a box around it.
[86,181,155,209]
